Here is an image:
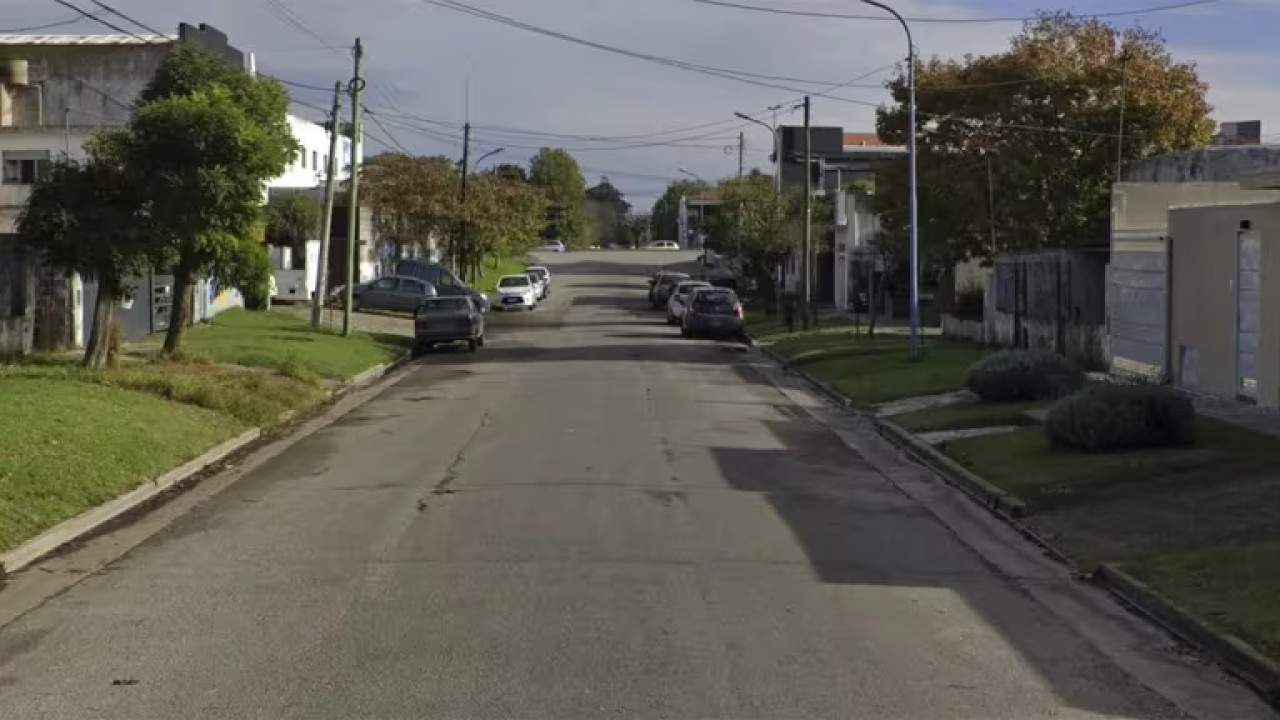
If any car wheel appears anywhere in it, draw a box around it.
[681,325,692,339]
[468,339,477,352]
[411,343,426,358]
[477,334,486,347]
[351,296,362,312]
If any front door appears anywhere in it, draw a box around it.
[1236,230,1260,402]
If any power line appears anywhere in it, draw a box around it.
[686,0,1218,23]
[1,13,104,32]
[362,105,413,154]
[84,0,163,34]
[49,0,152,40]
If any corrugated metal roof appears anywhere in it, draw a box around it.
[0,34,176,45]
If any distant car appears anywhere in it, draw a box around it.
[667,280,712,325]
[650,271,690,309]
[645,240,681,250]
[526,266,551,298]
[495,274,538,310]
[526,271,547,301]
[683,288,746,341]
[414,296,485,354]
[536,240,566,253]
[350,275,437,312]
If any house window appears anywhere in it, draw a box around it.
[2,150,51,185]
[323,154,329,172]
[299,150,306,169]
[312,150,318,169]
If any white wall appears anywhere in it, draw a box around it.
[269,114,355,191]
[0,129,93,233]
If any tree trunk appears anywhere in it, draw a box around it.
[163,264,197,355]
[82,281,116,369]
[868,266,880,336]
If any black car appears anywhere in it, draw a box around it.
[413,296,485,354]
[682,288,746,341]
[349,275,437,312]
[395,259,491,313]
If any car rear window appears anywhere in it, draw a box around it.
[422,297,470,312]
[693,291,738,310]
[499,276,530,287]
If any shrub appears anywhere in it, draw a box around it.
[965,349,1083,402]
[1045,383,1196,453]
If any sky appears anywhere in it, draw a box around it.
[6,0,1280,209]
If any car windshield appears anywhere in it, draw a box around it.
[421,297,470,312]
[527,268,548,278]
[499,276,529,288]
[693,291,738,311]
[661,274,689,285]
[677,282,710,295]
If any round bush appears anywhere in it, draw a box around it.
[1044,383,1196,453]
[964,349,1083,402]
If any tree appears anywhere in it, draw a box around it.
[17,136,154,368]
[529,147,587,247]
[264,192,321,261]
[874,13,1213,272]
[362,153,458,259]
[465,169,547,271]
[650,179,708,244]
[707,173,804,305]
[492,162,529,184]
[584,177,631,247]
[124,44,298,354]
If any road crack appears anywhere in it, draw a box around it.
[430,411,491,497]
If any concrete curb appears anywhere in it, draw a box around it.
[1093,564,1280,706]
[0,428,261,577]
[753,342,853,409]
[0,351,414,579]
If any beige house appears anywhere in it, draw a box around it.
[1167,178,1280,406]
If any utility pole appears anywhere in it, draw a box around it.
[802,95,812,331]
[341,38,365,338]
[737,131,744,178]
[458,121,471,278]
[736,130,744,262]
[311,81,344,328]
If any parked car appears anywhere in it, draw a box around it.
[645,240,681,250]
[682,287,746,341]
[414,296,485,354]
[526,265,551,298]
[536,240,566,253]
[495,274,538,310]
[650,271,690,309]
[349,275,437,312]
[394,259,490,312]
[526,271,547,302]
[667,280,712,325]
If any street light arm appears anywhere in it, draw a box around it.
[734,111,773,133]
[473,147,505,173]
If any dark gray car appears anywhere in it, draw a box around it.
[681,288,746,341]
[413,296,485,354]
[352,275,437,313]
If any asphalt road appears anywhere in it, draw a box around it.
[0,251,1272,719]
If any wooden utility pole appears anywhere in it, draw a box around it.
[802,95,812,330]
[457,122,471,277]
[737,131,744,178]
[341,38,365,337]
[311,81,344,328]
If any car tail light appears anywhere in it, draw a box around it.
[734,304,744,317]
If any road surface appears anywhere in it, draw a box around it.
[0,251,1271,719]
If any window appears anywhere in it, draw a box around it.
[424,297,470,312]
[372,277,396,290]
[437,272,457,287]
[2,150,51,185]
[323,154,329,172]
[498,276,529,288]
[312,151,318,170]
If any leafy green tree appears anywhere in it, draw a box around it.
[650,179,708,244]
[492,162,529,184]
[707,173,803,305]
[466,169,547,273]
[265,192,321,261]
[124,44,298,354]
[529,147,586,247]
[17,136,154,368]
[362,153,458,259]
[874,13,1213,270]
[584,177,631,247]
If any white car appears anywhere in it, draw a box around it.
[667,280,712,325]
[526,265,551,299]
[646,240,681,250]
[525,271,547,302]
[495,274,538,310]
[536,240,566,253]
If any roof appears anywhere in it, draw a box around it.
[842,132,885,148]
[0,34,176,46]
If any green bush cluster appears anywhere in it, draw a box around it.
[965,349,1083,402]
[1045,383,1196,453]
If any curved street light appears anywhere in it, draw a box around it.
[859,0,920,362]
[474,147,505,172]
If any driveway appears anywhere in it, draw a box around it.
[0,250,1270,719]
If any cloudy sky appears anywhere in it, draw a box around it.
[8,0,1279,208]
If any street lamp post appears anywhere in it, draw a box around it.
[473,147,504,173]
[678,167,707,249]
[860,0,920,361]
[734,109,782,195]
[459,147,504,280]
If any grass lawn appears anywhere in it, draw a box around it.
[765,328,988,406]
[1123,543,1280,662]
[475,255,533,293]
[890,399,1045,433]
[943,417,1280,513]
[173,308,409,380]
[0,375,244,553]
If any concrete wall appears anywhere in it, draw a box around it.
[0,41,174,130]
[1125,145,1280,184]
[1168,201,1280,408]
[269,115,355,192]
[0,237,33,356]
[1107,182,1280,379]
